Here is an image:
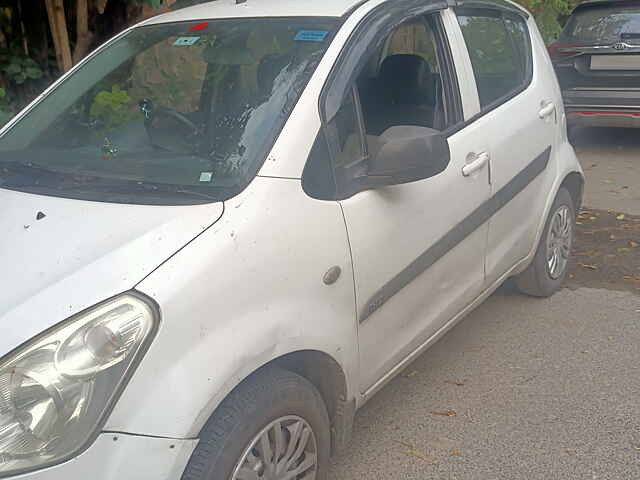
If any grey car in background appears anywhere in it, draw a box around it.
[549,0,640,129]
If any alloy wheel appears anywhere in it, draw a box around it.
[231,415,318,480]
[546,205,572,280]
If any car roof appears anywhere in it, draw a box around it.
[145,0,367,24]
[144,0,528,25]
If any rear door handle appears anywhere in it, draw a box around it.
[462,152,490,177]
[539,101,556,119]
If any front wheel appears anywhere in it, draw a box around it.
[181,366,330,480]
[515,187,575,297]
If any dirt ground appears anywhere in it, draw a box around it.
[568,208,640,294]
[567,127,640,296]
[573,128,640,216]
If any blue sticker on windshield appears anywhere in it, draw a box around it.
[294,30,329,42]
[174,36,200,46]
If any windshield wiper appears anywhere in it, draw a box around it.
[0,160,74,185]
[56,181,222,202]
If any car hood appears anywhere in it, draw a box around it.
[0,188,223,357]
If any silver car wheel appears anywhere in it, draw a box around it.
[231,415,318,480]
[546,205,572,280]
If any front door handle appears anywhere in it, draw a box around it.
[539,101,556,120]
[462,152,490,177]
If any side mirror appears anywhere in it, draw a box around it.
[366,126,450,187]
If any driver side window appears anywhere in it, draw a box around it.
[304,13,460,201]
[358,18,447,138]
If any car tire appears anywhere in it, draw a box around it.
[515,187,575,298]
[567,125,578,145]
[181,366,331,480]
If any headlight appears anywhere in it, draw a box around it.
[0,294,157,477]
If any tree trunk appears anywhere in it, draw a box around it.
[73,0,93,64]
[96,0,109,15]
[44,0,73,73]
[16,0,29,56]
[0,28,7,50]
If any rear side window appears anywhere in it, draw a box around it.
[561,5,640,44]
[457,10,532,109]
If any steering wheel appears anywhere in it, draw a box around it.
[139,98,202,150]
[155,107,200,132]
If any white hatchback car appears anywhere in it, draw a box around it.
[0,0,583,479]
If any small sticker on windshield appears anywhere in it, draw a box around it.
[294,30,329,42]
[199,172,213,183]
[174,36,200,46]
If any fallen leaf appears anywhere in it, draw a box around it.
[610,235,617,241]
[630,241,639,248]
[589,216,597,220]
[617,214,626,220]
[445,380,466,386]
[466,345,486,352]
[432,410,457,417]
[617,248,631,253]
[451,449,462,456]
[604,179,614,184]
[569,274,575,279]
[576,221,583,225]
[403,370,418,378]
[579,264,598,270]
[574,249,598,257]
[403,449,437,463]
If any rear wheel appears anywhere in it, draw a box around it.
[181,366,330,480]
[515,187,575,297]
[567,125,579,145]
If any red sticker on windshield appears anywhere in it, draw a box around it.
[189,22,209,32]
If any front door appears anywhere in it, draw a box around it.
[325,11,492,394]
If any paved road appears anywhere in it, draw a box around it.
[329,127,640,480]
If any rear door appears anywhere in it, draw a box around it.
[452,6,559,285]
[550,3,640,107]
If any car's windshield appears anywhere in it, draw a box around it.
[561,5,640,44]
[0,18,337,204]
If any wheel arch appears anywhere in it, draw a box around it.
[512,166,584,278]
[272,350,354,455]
[198,349,355,457]
[560,170,585,212]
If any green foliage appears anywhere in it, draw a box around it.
[90,85,136,131]
[514,0,579,42]
[0,110,11,128]
[2,54,43,85]
[0,87,10,127]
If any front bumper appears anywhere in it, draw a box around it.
[563,88,640,128]
[5,433,198,480]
